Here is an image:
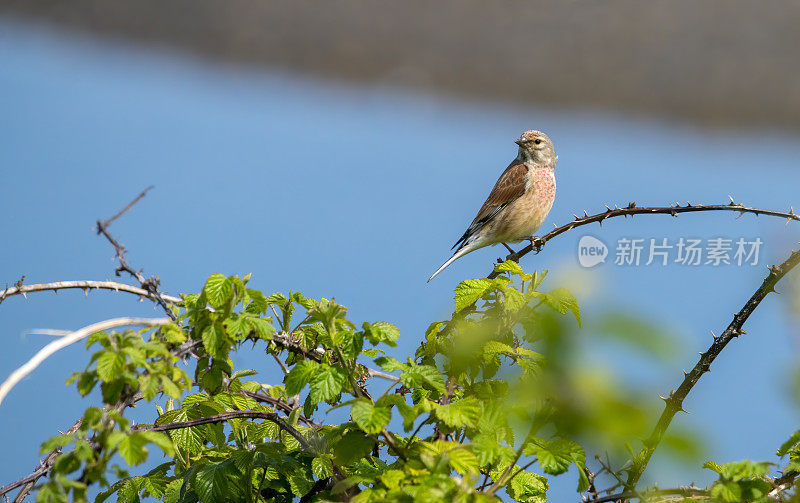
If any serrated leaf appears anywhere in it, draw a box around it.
[446,447,480,475]
[524,437,584,476]
[309,365,349,404]
[160,376,182,399]
[374,356,407,373]
[248,317,275,340]
[284,360,319,396]
[96,351,126,382]
[40,434,73,453]
[363,322,400,347]
[508,470,548,503]
[201,323,227,360]
[454,279,495,312]
[193,462,230,502]
[537,288,581,326]
[245,289,269,314]
[778,430,800,457]
[435,398,481,428]
[351,400,392,434]
[334,431,375,465]
[204,273,232,308]
[494,260,526,277]
[119,433,149,465]
[401,364,445,394]
[312,456,333,478]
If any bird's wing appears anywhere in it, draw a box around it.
[451,160,530,250]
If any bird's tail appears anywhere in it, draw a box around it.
[427,245,474,282]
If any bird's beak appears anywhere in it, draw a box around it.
[515,139,524,147]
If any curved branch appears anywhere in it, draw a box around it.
[0,280,181,306]
[624,247,800,490]
[133,410,347,481]
[489,200,799,278]
[0,317,171,406]
[588,485,707,503]
[134,410,313,452]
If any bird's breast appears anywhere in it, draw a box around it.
[500,165,556,241]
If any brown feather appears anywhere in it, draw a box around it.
[471,161,529,224]
[451,160,530,250]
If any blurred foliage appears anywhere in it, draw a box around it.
[21,262,800,502]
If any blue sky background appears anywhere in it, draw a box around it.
[2,20,800,500]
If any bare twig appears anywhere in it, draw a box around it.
[624,247,800,491]
[101,186,154,227]
[95,187,175,320]
[0,419,82,500]
[0,318,171,406]
[0,280,181,305]
[488,200,799,279]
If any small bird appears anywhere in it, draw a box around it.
[428,130,558,282]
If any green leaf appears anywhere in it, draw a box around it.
[96,351,126,382]
[160,376,182,399]
[537,288,581,326]
[363,322,400,347]
[248,317,275,340]
[351,400,392,434]
[778,430,800,457]
[435,398,481,428]
[203,273,233,309]
[711,480,742,503]
[524,437,585,476]
[201,323,228,360]
[401,364,445,394]
[76,371,98,396]
[446,448,480,475]
[284,360,319,396]
[40,434,73,453]
[245,289,269,314]
[374,356,407,373]
[454,279,495,312]
[204,273,233,308]
[158,410,203,454]
[139,431,175,457]
[312,456,333,478]
[119,433,149,466]
[309,365,349,404]
[193,462,230,502]
[334,431,375,465]
[508,471,548,503]
[494,260,531,280]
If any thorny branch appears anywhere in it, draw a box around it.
[621,246,800,492]
[490,199,800,278]
[0,280,181,305]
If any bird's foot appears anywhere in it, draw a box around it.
[529,236,545,253]
[501,242,516,254]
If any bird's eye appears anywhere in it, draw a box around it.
[534,139,542,145]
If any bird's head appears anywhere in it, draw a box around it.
[515,130,557,166]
